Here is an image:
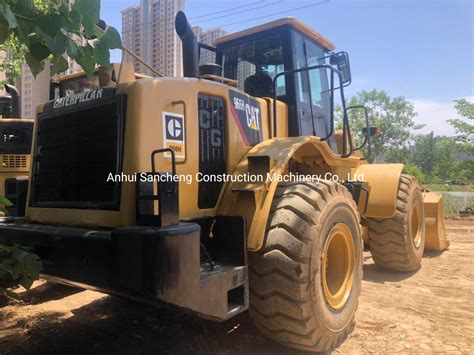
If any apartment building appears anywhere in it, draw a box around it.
[192,26,228,65]
[18,63,50,118]
[122,0,185,77]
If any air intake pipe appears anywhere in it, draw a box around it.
[175,11,199,78]
[4,84,20,118]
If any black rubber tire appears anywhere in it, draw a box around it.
[248,180,362,352]
[367,174,425,272]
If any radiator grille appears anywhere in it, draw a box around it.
[30,94,126,210]
[198,94,226,209]
[2,155,27,168]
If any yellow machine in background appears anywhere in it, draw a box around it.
[0,85,33,217]
[0,12,448,352]
[423,190,449,250]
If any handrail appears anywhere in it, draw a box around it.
[151,148,177,195]
[346,105,372,160]
[271,64,353,158]
[151,148,176,175]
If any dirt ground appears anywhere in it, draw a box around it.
[1,218,473,354]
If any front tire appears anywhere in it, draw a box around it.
[249,180,362,352]
[367,174,425,271]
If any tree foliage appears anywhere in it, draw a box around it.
[341,90,423,160]
[343,91,472,184]
[448,98,474,153]
[0,36,25,84]
[0,0,122,80]
[412,132,438,177]
[388,131,466,183]
[402,163,425,184]
[434,137,458,181]
[0,244,42,291]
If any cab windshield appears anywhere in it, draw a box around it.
[221,34,287,98]
[59,74,101,97]
[219,28,334,143]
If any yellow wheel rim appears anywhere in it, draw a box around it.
[411,203,422,248]
[322,223,355,310]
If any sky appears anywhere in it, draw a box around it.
[100,0,473,136]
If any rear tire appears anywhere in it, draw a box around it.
[367,174,425,271]
[249,180,362,352]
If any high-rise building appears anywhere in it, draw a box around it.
[192,26,228,65]
[121,6,141,73]
[17,64,50,118]
[122,0,185,77]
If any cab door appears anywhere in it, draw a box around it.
[291,31,337,151]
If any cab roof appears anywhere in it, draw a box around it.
[214,17,336,51]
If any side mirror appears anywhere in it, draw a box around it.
[330,52,351,85]
[363,126,381,137]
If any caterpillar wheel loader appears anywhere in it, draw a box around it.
[0,12,448,352]
[0,85,33,218]
[0,64,144,219]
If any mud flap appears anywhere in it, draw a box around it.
[423,190,449,251]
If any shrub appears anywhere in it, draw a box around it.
[403,163,425,184]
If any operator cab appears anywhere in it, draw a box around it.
[49,63,151,99]
[215,18,351,151]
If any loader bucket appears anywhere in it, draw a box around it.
[422,190,449,251]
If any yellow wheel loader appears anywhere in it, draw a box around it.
[0,85,33,218]
[0,12,448,352]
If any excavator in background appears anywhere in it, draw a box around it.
[0,12,449,352]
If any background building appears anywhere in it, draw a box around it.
[121,6,141,73]
[122,0,185,77]
[17,64,50,118]
[192,26,228,65]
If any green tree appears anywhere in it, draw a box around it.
[433,137,458,181]
[412,132,438,180]
[402,163,425,184]
[448,98,474,153]
[0,36,25,84]
[411,133,459,183]
[457,160,474,184]
[0,0,121,82]
[342,90,423,160]
[385,146,412,164]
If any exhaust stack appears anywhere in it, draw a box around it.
[4,84,21,118]
[175,11,199,78]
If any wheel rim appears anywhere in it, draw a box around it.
[411,203,422,248]
[321,223,355,310]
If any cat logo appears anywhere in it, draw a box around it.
[229,90,263,146]
[162,112,185,159]
[246,105,260,131]
[166,116,183,140]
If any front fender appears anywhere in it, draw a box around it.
[354,163,404,218]
[217,136,361,251]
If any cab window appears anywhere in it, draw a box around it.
[291,30,331,138]
[222,34,286,98]
[60,75,101,97]
[306,39,330,118]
